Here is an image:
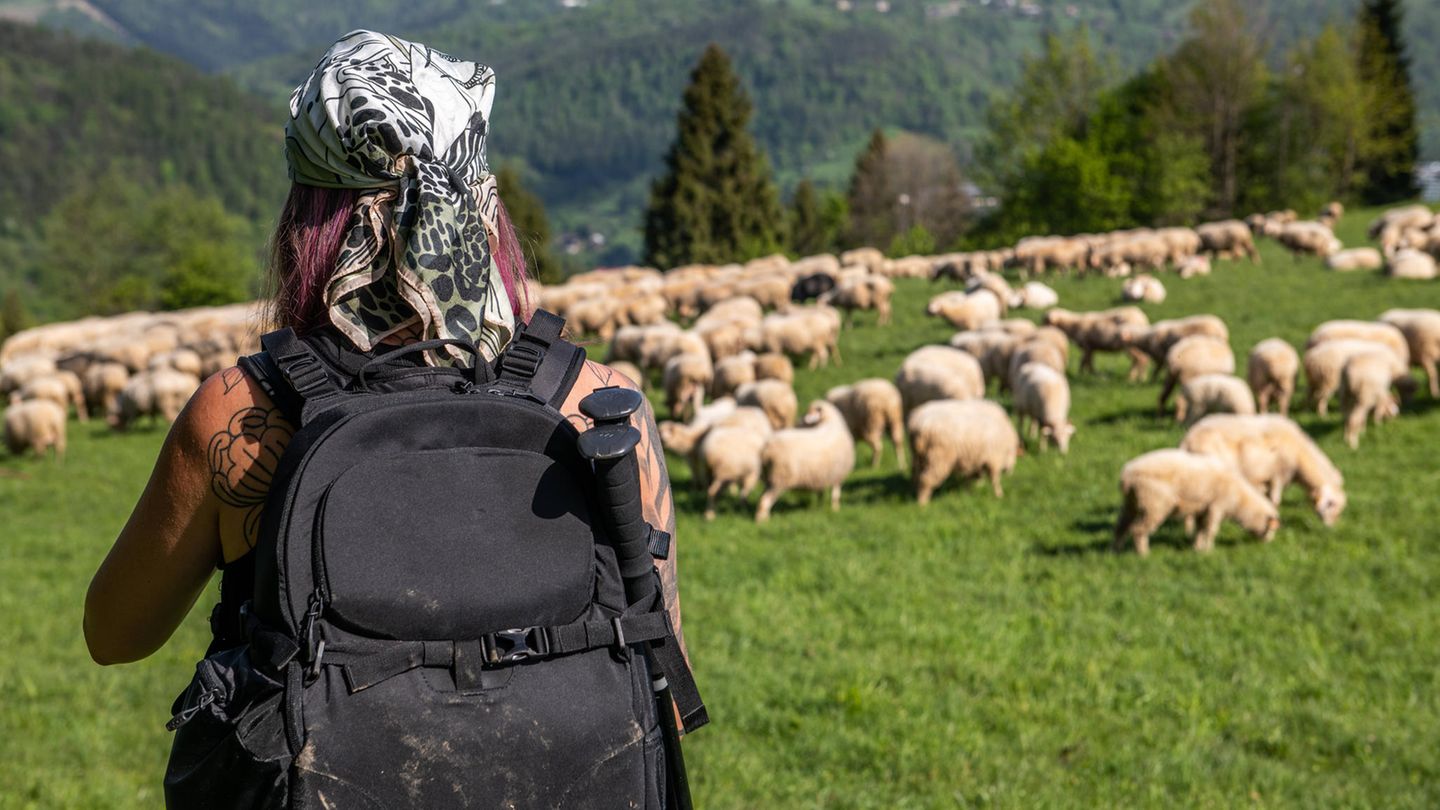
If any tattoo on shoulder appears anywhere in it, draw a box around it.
[220,367,245,395]
[208,404,292,549]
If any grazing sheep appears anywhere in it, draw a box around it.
[926,289,1003,331]
[1159,336,1234,415]
[607,322,679,366]
[4,397,67,460]
[657,397,740,481]
[894,346,985,414]
[825,378,906,469]
[1387,249,1438,280]
[18,371,88,422]
[0,355,58,396]
[949,330,1019,386]
[1340,350,1404,449]
[109,368,201,430]
[756,306,842,370]
[1319,200,1344,226]
[1181,414,1346,526]
[1247,338,1299,415]
[1011,362,1074,453]
[696,407,773,520]
[1305,320,1409,367]
[83,361,130,417]
[736,379,799,430]
[755,400,855,522]
[1378,308,1440,397]
[1115,449,1279,556]
[964,273,1013,315]
[1303,338,1407,416]
[1043,306,1149,377]
[790,273,838,303]
[711,351,757,398]
[753,352,794,385]
[662,352,712,421]
[907,399,1019,503]
[148,348,204,378]
[1197,220,1261,263]
[1009,281,1059,310]
[1005,340,1067,391]
[1176,374,1256,425]
[1325,248,1383,272]
[1124,315,1230,382]
[822,274,894,326]
[1275,221,1342,259]
[1121,274,1166,304]
[1176,255,1212,279]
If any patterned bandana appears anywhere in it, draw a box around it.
[285,30,514,364]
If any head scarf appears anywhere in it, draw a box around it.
[285,30,514,364]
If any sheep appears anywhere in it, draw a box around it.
[148,348,204,378]
[1011,362,1074,453]
[1303,338,1408,416]
[754,352,794,385]
[1275,221,1342,259]
[907,399,1019,503]
[1325,248,1383,272]
[964,273,1013,314]
[606,322,679,366]
[1247,338,1299,415]
[1009,281,1059,310]
[109,368,201,430]
[1175,374,1256,425]
[1181,414,1346,526]
[822,274,894,326]
[948,330,1019,386]
[1305,321,1409,367]
[4,397,67,460]
[662,352,712,421]
[1367,204,1433,242]
[1387,249,1438,280]
[1378,308,1440,397]
[1124,315,1229,383]
[0,355,58,396]
[825,378,906,469]
[83,361,130,417]
[18,371,88,422]
[1114,449,1279,556]
[754,400,855,522]
[1043,306,1149,377]
[1121,274,1166,304]
[710,351,757,398]
[696,407,773,520]
[1158,336,1234,415]
[840,247,885,274]
[1005,340,1066,391]
[1197,220,1260,262]
[926,289,1002,331]
[735,379,799,430]
[1176,255,1212,279]
[755,306,842,370]
[1340,349,1405,449]
[1319,200,1344,227]
[894,346,985,414]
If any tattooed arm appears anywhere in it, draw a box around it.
[85,368,291,665]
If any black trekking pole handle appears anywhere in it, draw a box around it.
[577,386,694,810]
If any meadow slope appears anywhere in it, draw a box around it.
[2,208,1439,808]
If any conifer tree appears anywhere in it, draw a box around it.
[788,179,827,256]
[643,44,782,269]
[845,129,894,250]
[1,288,30,341]
[497,163,560,283]
[1355,0,1419,203]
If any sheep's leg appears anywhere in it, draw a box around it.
[1183,514,1196,538]
[1080,347,1096,374]
[1113,492,1138,552]
[73,393,88,422]
[1157,374,1179,416]
[1256,387,1271,414]
[891,422,907,471]
[831,340,843,367]
[1424,359,1439,399]
[1343,404,1366,449]
[867,434,883,469]
[1174,396,1188,424]
[1268,478,1285,506]
[1127,349,1148,382]
[739,470,760,503]
[987,464,1004,498]
[830,483,842,512]
[1279,384,1294,416]
[1313,382,1336,417]
[705,478,724,522]
[755,486,784,523]
[914,463,943,507]
[1197,508,1223,552]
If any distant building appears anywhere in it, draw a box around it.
[1417,162,1440,203]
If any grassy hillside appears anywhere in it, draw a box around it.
[3,207,1438,806]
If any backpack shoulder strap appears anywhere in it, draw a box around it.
[238,328,346,426]
[494,310,587,408]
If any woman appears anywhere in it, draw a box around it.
[84,30,684,682]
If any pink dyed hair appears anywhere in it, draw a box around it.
[266,183,532,337]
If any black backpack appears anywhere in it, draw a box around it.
[163,311,706,808]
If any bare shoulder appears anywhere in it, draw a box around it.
[560,360,642,430]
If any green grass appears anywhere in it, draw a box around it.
[3,207,1440,808]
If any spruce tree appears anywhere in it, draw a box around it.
[788,179,827,256]
[497,163,560,283]
[1,288,30,341]
[845,129,894,250]
[643,44,782,269]
[1355,0,1419,203]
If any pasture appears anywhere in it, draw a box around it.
[2,208,1439,808]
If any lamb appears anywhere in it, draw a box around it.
[1114,449,1279,556]
[1042,306,1149,376]
[907,399,1019,503]
[1175,373,1255,425]
[1325,248,1383,272]
[18,371,88,421]
[735,379,799,430]
[1011,362,1074,453]
[754,400,855,522]
[109,368,201,430]
[1247,338,1299,415]
[1196,220,1261,262]
[4,397,67,460]
[1378,308,1440,397]
[1122,274,1166,304]
[1008,281,1059,310]
[754,352,794,385]
[1180,414,1346,526]
[1387,249,1438,280]
[662,352,712,420]
[894,345,985,414]
[696,407,773,520]
[825,378,906,469]
[926,289,1002,331]
[1305,321,1409,367]
[83,361,130,417]
[1340,349,1404,449]
[1303,338,1408,416]
[1158,336,1234,415]
[1176,255,1212,279]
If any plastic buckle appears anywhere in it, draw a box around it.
[483,627,550,665]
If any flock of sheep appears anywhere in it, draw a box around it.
[3,203,1437,556]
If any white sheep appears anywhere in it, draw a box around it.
[1387,249,1437,280]
[19,370,87,421]
[755,400,855,522]
[1340,349,1404,449]
[1378,308,1440,397]
[1115,449,1279,556]
[662,352,712,421]
[696,406,773,520]
[83,361,130,417]
[926,289,1002,331]
[1303,338,1408,416]
[907,398,1019,503]
[1176,373,1256,425]
[1246,338,1299,415]
[710,351,757,398]
[1181,414,1346,526]
[1008,281,1059,310]
[109,368,201,430]
[1176,255,1212,279]
[1121,274,1166,304]
[735,379,799,430]
[1305,321,1409,367]
[1325,248,1383,272]
[4,397,67,460]
[754,352,794,385]
[1011,362,1074,453]
[1158,336,1234,415]
[1043,306,1149,376]
[894,346,985,414]
[825,378,906,469]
